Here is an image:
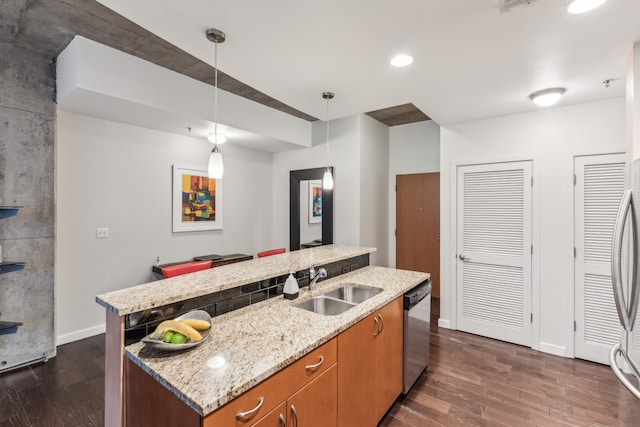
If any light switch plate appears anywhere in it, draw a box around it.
[96,228,109,238]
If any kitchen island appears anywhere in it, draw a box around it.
[96,245,428,426]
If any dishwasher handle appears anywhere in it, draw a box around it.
[404,280,432,310]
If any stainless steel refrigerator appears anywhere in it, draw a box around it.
[610,158,640,399]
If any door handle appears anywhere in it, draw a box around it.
[290,404,298,427]
[611,189,640,331]
[373,316,380,337]
[458,254,470,261]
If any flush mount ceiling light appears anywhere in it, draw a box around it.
[390,54,414,67]
[529,87,566,107]
[206,28,225,179]
[322,91,334,191]
[568,0,607,14]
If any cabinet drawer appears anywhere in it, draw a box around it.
[204,337,336,426]
[279,337,337,392]
[203,368,291,427]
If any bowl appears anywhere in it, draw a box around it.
[141,310,212,351]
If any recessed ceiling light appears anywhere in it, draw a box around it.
[390,54,414,67]
[568,0,607,14]
[529,88,566,107]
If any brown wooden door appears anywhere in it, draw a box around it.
[396,173,440,297]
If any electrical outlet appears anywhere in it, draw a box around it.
[96,228,109,239]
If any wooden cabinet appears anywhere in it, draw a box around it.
[337,297,403,426]
[203,338,336,426]
[286,364,337,427]
[252,365,337,427]
[124,297,403,427]
[252,402,287,427]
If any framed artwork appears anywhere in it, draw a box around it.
[308,180,322,224]
[172,165,223,232]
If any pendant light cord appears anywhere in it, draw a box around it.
[214,41,219,150]
[325,95,330,168]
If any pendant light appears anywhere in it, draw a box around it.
[322,91,334,190]
[206,28,225,179]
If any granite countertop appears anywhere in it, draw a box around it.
[125,265,429,417]
[96,244,375,315]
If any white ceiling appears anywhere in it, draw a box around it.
[98,0,640,126]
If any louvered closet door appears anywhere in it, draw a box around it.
[574,154,625,364]
[456,161,532,346]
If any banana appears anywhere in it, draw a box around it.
[151,320,202,341]
[179,318,211,331]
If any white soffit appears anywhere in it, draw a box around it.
[56,36,312,153]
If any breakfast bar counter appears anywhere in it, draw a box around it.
[97,245,376,426]
[124,266,428,417]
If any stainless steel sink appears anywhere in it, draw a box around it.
[323,285,382,304]
[293,296,355,315]
[293,285,383,315]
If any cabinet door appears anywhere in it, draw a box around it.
[374,297,403,420]
[253,402,287,427]
[287,364,337,427]
[337,312,377,426]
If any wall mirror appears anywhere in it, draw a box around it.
[290,167,333,251]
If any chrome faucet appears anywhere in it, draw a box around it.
[309,266,327,291]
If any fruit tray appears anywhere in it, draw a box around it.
[142,310,212,351]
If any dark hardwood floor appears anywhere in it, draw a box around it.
[1,298,638,426]
[0,334,105,426]
[380,298,640,426]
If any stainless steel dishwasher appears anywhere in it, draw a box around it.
[402,279,432,394]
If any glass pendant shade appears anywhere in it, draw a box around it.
[208,147,224,179]
[322,169,334,190]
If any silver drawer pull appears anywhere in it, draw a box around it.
[305,355,324,371]
[279,413,286,427]
[235,396,264,420]
[378,314,384,333]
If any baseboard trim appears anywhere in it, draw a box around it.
[56,324,105,346]
[438,318,451,329]
[539,342,567,357]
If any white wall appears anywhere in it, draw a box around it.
[360,115,390,266]
[272,114,391,265]
[439,98,626,357]
[272,116,361,250]
[55,110,274,344]
[387,121,441,267]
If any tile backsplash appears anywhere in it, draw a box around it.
[124,253,370,345]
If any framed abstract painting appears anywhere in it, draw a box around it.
[172,165,223,232]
